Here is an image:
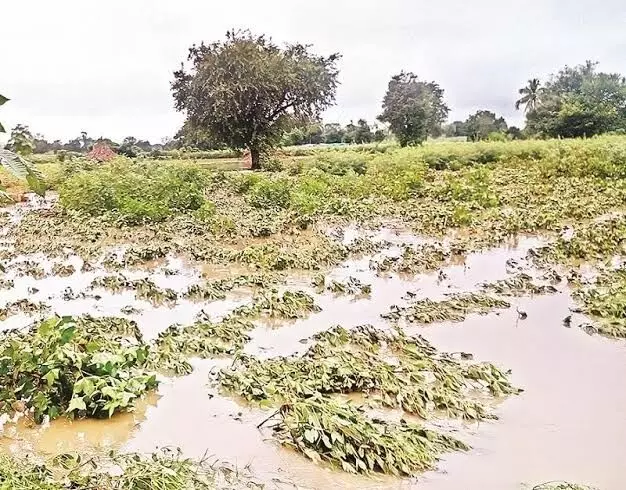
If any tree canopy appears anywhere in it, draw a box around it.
[524,61,626,138]
[378,72,449,146]
[465,110,508,141]
[172,30,340,169]
[6,124,35,156]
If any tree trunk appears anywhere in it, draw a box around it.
[249,146,261,170]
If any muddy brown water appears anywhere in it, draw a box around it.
[0,200,624,489]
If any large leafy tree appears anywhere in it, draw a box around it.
[172,30,340,169]
[525,61,626,138]
[378,72,449,146]
[465,110,508,141]
[0,95,45,199]
[515,78,543,113]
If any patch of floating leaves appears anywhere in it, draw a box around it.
[50,262,76,277]
[148,314,254,375]
[183,273,281,301]
[382,292,510,324]
[222,325,518,476]
[9,259,46,279]
[91,274,177,305]
[369,243,449,275]
[0,299,50,320]
[271,395,468,476]
[481,273,559,296]
[220,325,519,420]
[572,265,626,337]
[0,447,263,489]
[313,274,372,296]
[233,289,320,319]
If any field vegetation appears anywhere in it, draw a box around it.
[0,134,622,488]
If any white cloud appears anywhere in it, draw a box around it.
[1,0,624,142]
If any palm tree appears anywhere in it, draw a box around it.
[515,78,542,113]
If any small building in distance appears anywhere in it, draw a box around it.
[87,141,116,162]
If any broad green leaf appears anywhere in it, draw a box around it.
[67,397,87,413]
[44,368,59,386]
[0,150,46,196]
[60,326,77,344]
[303,428,318,443]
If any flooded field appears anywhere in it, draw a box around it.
[0,194,624,490]
[2,138,626,489]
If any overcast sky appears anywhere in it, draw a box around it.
[1,0,625,143]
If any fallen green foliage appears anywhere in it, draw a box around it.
[370,243,449,275]
[530,215,626,265]
[573,266,626,337]
[10,260,46,279]
[0,299,50,320]
[313,275,372,296]
[0,316,157,423]
[233,289,320,319]
[220,325,518,419]
[50,262,75,277]
[183,273,280,301]
[0,448,263,489]
[148,315,254,375]
[383,292,510,324]
[91,274,178,305]
[481,273,559,296]
[272,395,468,476]
[532,483,597,490]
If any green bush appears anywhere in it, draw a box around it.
[59,162,206,223]
[247,177,292,209]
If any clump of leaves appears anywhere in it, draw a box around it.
[530,215,626,265]
[0,316,157,423]
[271,395,468,476]
[183,273,279,301]
[0,299,50,320]
[220,325,518,419]
[10,260,46,279]
[0,277,14,289]
[481,273,558,296]
[234,289,321,319]
[148,315,254,375]
[383,292,510,324]
[0,447,263,489]
[533,483,597,490]
[370,243,449,275]
[91,274,177,305]
[572,266,626,337]
[51,262,76,277]
[123,244,171,265]
[314,275,372,296]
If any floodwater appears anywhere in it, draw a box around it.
[0,200,624,489]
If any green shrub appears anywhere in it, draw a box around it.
[59,162,206,223]
[247,177,292,209]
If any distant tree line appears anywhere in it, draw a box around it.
[4,127,178,157]
[281,120,387,146]
[517,61,626,138]
[6,29,625,165]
